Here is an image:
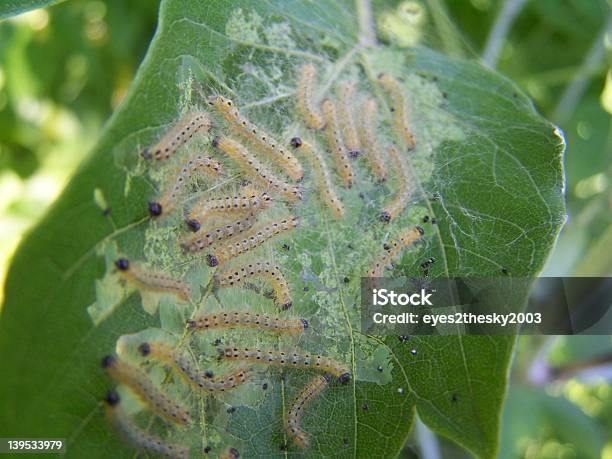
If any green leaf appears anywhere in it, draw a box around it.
[0,1,565,458]
[0,0,66,20]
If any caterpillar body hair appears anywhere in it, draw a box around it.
[379,146,413,222]
[143,111,212,161]
[187,192,272,224]
[359,99,387,181]
[297,63,325,130]
[378,73,416,150]
[291,138,344,219]
[103,391,189,459]
[212,136,301,202]
[114,258,191,301]
[186,311,307,335]
[206,216,299,267]
[368,226,424,277]
[149,155,222,217]
[209,96,303,181]
[220,447,241,459]
[285,374,331,449]
[322,99,355,188]
[338,83,360,157]
[213,261,293,309]
[218,346,350,383]
[138,341,249,392]
[181,213,257,253]
[101,355,191,426]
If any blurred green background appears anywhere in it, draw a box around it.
[0,1,610,458]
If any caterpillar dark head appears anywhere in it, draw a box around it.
[138,342,151,357]
[290,137,302,149]
[185,319,196,329]
[101,355,116,369]
[211,136,221,148]
[206,254,219,267]
[186,219,201,232]
[281,301,293,311]
[141,148,152,160]
[104,390,121,406]
[115,258,130,271]
[348,150,360,158]
[204,370,214,378]
[301,319,309,330]
[148,201,163,217]
[338,372,351,384]
[379,211,391,223]
[228,448,240,458]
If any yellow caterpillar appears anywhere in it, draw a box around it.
[115,258,191,301]
[322,99,355,188]
[359,99,387,181]
[378,73,416,149]
[368,226,424,277]
[297,63,325,130]
[380,146,413,222]
[186,311,307,335]
[181,213,257,253]
[285,374,331,449]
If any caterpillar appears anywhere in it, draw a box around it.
[285,374,331,449]
[148,155,222,217]
[206,216,299,267]
[115,258,191,301]
[379,146,413,222]
[101,355,191,426]
[338,83,360,157]
[220,447,241,459]
[218,346,350,384]
[186,191,272,225]
[377,73,416,150]
[186,311,307,335]
[213,261,293,309]
[368,226,424,277]
[181,213,257,253]
[296,63,325,130]
[142,111,212,161]
[212,136,301,202]
[359,99,387,181]
[322,99,355,188]
[103,391,189,459]
[291,137,345,219]
[138,341,250,392]
[209,96,304,181]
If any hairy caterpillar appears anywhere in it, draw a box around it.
[380,146,413,222]
[322,99,355,188]
[218,346,350,383]
[181,213,257,253]
[212,136,301,202]
[296,63,325,130]
[103,391,189,459]
[285,374,331,449]
[101,355,191,426]
[206,216,299,267]
[338,83,360,157]
[186,191,272,225]
[368,226,424,277]
[213,261,293,310]
[187,311,307,335]
[377,73,416,150]
[220,447,241,459]
[148,155,222,217]
[115,258,191,301]
[138,341,250,392]
[291,137,345,219]
[209,96,304,181]
[142,111,212,161]
[359,99,387,181]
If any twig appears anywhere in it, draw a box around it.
[356,0,377,46]
[416,417,441,459]
[482,0,529,68]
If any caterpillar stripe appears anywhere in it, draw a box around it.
[143,111,212,161]
[359,99,387,181]
[220,447,241,459]
[285,374,331,449]
[212,136,301,202]
[181,213,257,253]
[218,346,350,383]
[115,258,190,301]
[209,96,304,181]
[338,83,360,157]
[149,155,222,217]
[322,99,355,188]
[101,355,191,426]
[139,341,250,392]
[297,63,325,130]
[292,138,344,219]
[206,216,299,267]
[368,226,424,277]
[378,73,416,149]
[214,261,293,309]
[103,391,189,459]
[186,311,307,335]
[380,146,413,222]
[187,192,272,224]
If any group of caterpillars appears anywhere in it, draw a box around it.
[102,60,423,458]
